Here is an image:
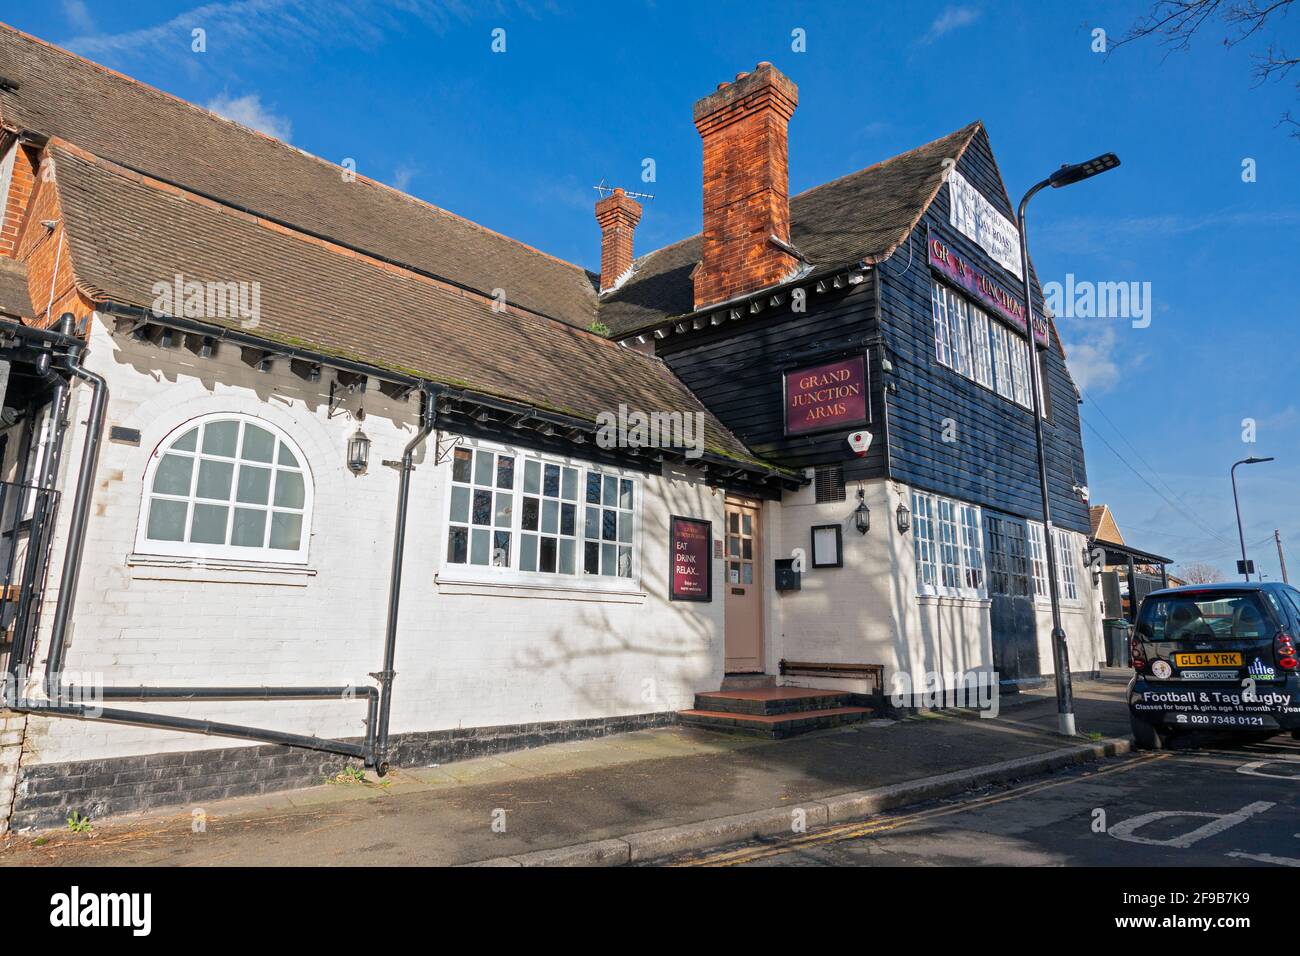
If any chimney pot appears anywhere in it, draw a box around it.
[691,62,800,311]
[595,187,643,293]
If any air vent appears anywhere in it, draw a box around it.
[814,465,846,503]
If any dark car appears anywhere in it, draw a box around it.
[1128,582,1300,749]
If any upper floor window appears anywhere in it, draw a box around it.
[138,414,312,562]
[444,444,637,583]
[931,280,1044,417]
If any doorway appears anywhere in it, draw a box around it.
[724,497,763,673]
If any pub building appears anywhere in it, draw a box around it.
[0,27,1101,829]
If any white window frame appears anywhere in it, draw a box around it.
[931,282,953,369]
[135,413,314,563]
[968,306,993,389]
[1053,527,1081,603]
[1027,521,1049,600]
[913,490,986,599]
[990,323,1013,400]
[438,438,642,592]
[948,290,972,379]
[1008,334,1032,409]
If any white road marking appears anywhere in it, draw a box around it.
[1236,757,1300,779]
[1226,850,1300,867]
[1107,801,1276,849]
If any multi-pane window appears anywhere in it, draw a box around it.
[446,447,515,568]
[140,414,311,561]
[931,282,953,368]
[913,490,985,598]
[990,323,1013,400]
[584,470,635,578]
[1008,334,1032,409]
[937,498,962,589]
[932,280,1038,413]
[1027,521,1049,598]
[1053,528,1080,601]
[911,492,937,590]
[445,445,635,581]
[960,504,984,590]
[968,307,993,389]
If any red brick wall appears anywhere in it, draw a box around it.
[692,63,799,311]
[16,152,93,328]
[0,143,38,259]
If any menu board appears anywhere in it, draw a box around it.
[669,516,713,602]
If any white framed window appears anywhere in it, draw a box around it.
[911,492,937,590]
[960,504,984,590]
[1008,334,1032,409]
[912,490,986,599]
[443,442,638,585]
[931,282,953,369]
[1053,527,1080,602]
[937,498,962,589]
[137,414,313,562]
[990,323,1013,400]
[1027,521,1049,599]
[968,306,993,389]
[948,292,972,379]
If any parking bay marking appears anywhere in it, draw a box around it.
[674,752,1166,867]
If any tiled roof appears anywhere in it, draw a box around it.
[50,144,757,464]
[0,257,32,318]
[0,23,599,329]
[598,122,982,336]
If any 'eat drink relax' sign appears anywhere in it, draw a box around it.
[783,355,868,436]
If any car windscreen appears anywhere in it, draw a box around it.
[1136,591,1278,642]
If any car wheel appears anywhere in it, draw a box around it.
[1131,714,1168,750]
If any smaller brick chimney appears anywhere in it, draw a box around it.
[595,187,642,293]
[693,62,799,311]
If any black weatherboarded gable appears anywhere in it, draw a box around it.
[878,126,1090,535]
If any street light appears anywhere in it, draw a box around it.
[1231,456,1274,581]
[1018,152,1120,738]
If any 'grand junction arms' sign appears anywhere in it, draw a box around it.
[928,233,1050,347]
[783,355,868,436]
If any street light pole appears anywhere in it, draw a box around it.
[1231,456,1274,581]
[1016,152,1119,738]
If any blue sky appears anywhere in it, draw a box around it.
[12,1,1299,580]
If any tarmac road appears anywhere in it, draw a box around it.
[673,733,1300,867]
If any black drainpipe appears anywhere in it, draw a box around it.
[43,323,108,698]
[373,385,438,774]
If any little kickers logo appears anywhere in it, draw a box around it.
[49,886,151,936]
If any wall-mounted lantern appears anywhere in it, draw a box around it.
[853,488,871,535]
[347,426,371,475]
[896,499,911,534]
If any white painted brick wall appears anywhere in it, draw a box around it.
[22,317,726,766]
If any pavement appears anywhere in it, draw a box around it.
[0,673,1134,867]
[675,736,1300,867]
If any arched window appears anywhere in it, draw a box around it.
[137,414,313,561]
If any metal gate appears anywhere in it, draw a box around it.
[0,479,61,686]
[984,513,1041,683]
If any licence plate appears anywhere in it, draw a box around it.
[1173,652,1242,667]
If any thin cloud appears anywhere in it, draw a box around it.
[206,92,292,141]
[61,0,96,34]
[1063,323,1121,392]
[63,0,498,65]
[921,5,981,44]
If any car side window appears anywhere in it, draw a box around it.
[1282,588,1300,629]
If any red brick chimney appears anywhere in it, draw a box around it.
[595,187,642,293]
[692,62,799,311]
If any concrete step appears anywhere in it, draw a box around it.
[678,705,872,739]
[720,673,776,690]
[694,687,853,716]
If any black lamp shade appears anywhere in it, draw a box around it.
[896,500,911,534]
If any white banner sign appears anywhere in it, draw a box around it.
[948,170,1022,280]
